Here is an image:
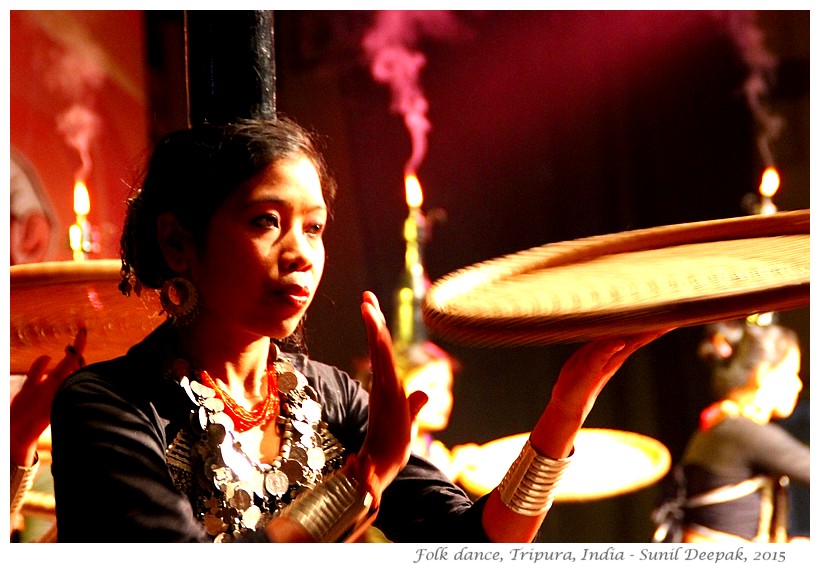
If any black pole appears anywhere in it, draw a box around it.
[184,10,275,126]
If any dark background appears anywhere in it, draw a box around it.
[144,10,810,542]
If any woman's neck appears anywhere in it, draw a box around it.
[717,398,771,425]
[174,321,273,406]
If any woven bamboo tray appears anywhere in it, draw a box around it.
[422,210,809,347]
[10,259,164,375]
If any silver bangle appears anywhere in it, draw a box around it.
[10,454,39,516]
[498,440,572,516]
[278,469,374,542]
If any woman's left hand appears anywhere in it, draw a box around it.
[531,329,670,459]
[358,291,428,493]
[483,329,671,542]
[10,326,87,467]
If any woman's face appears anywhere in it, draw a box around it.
[763,346,803,419]
[188,156,327,341]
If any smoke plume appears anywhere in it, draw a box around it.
[723,11,782,167]
[56,104,102,182]
[43,23,107,182]
[362,11,468,174]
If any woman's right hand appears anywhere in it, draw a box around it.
[267,295,425,543]
[358,291,428,494]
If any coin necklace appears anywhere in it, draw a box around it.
[165,350,346,542]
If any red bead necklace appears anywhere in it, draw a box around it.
[200,366,280,433]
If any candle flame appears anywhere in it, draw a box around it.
[759,167,779,198]
[73,180,90,215]
[405,173,423,208]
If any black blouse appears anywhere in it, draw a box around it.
[50,324,489,542]
[681,416,810,539]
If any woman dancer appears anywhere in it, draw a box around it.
[51,116,664,542]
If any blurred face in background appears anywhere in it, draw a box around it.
[403,359,454,433]
[760,346,802,420]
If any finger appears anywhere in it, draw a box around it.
[361,302,388,371]
[407,390,429,421]
[623,329,669,350]
[73,325,88,357]
[601,330,668,372]
[362,290,377,308]
[613,330,668,361]
[578,338,626,372]
[361,291,388,330]
[361,300,379,349]
[361,293,394,361]
[25,355,52,383]
[361,296,399,394]
[360,293,382,334]
[48,342,86,383]
[361,291,381,315]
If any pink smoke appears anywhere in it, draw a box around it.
[723,11,783,167]
[362,11,467,175]
[46,41,106,181]
[57,104,101,182]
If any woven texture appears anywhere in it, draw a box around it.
[423,210,809,347]
[10,259,164,375]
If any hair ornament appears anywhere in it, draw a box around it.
[118,263,142,298]
[712,333,733,359]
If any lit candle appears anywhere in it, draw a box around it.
[404,173,424,262]
[757,166,779,215]
[70,180,91,261]
[405,173,423,209]
[403,172,428,273]
[745,167,781,327]
[395,172,429,346]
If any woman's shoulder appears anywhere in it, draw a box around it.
[708,416,805,452]
[717,416,780,434]
[283,352,368,406]
[57,355,136,396]
[282,352,370,437]
[55,326,179,406]
[282,352,361,393]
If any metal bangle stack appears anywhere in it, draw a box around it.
[498,440,572,516]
